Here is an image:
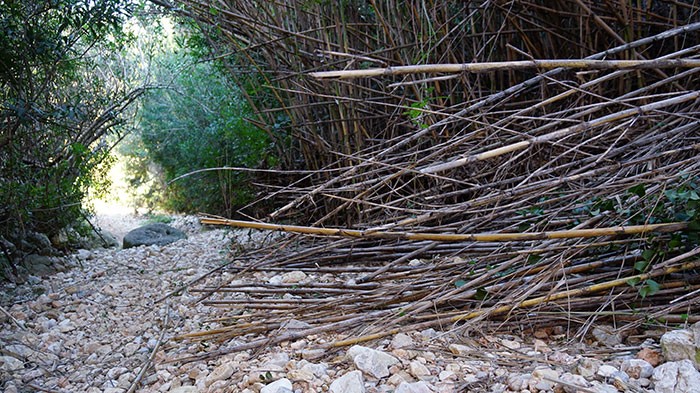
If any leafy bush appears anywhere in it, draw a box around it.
[121,19,272,216]
[0,0,141,241]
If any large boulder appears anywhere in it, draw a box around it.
[122,223,186,249]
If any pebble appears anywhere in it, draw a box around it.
[347,345,399,379]
[329,370,365,393]
[260,378,292,393]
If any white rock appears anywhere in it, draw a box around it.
[347,345,399,379]
[620,358,654,379]
[329,370,365,393]
[301,349,326,360]
[409,361,431,378]
[260,378,293,393]
[395,381,434,393]
[651,359,700,393]
[169,387,199,393]
[205,362,235,387]
[530,367,559,391]
[262,352,290,370]
[281,270,307,283]
[298,360,328,377]
[558,372,590,393]
[588,381,618,393]
[596,364,618,378]
[267,275,283,285]
[447,344,471,355]
[391,333,414,349]
[660,328,700,368]
[280,319,311,331]
[506,373,530,391]
[591,325,622,347]
[0,356,24,371]
[575,357,602,378]
[500,338,520,350]
[57,319,76,333]
[438,370,456,381]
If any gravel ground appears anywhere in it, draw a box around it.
[0,214,685,393]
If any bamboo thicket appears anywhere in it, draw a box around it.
[157,0,700,358]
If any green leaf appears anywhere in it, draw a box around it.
[639,279,661,299]
[634,260,649,273]
[626,277,641,286]
[475,287,488,300]
[527,254,542,264]
[454,279,467,288]
[628,184,646,197]
[641,249,655,261]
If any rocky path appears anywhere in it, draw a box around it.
[2,215,700,393]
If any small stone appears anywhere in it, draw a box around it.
[574,357,602,378]
[298,360,328,378]
[57,319,76,333]
[506,373,530,391]
[620,359,654,379]
[588,381,618,393]
[329,370,365,393]
[169,387,199,393]
[447,344,471,355]
[596,365,618,378]
[0,356,24,371]
[301,349,326,360]
[205,362,235,387]
[395,381,434,393]
[281,271,307,283]
[637,347,663,366]
[591,325,622,347]
[438,370,456,382]
[260,378,293,393]
[347,345,399,379]
[409,361,431,378]
[500,338,520,350]
[388,372,409,386]
[660,328,699,368]
[391,333,414,349]
[557,372,589,393]
[530,367,559,391]
[262,353,290,371]
[651,359,700,393]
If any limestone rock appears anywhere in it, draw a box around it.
[557,372,590,393]
[205,361,235,387]
[395,381,434,393]
[575,357,602,378]
[168,387,199,393]
[260,378,293,393]
[391,333,414,349]
[651,359,700,393]
[0,356,24,372]
[660,322,700,369]
[409,361,431,378]
[123,223,186,249]
[329,370,365,393]
[620,359,653,379]
[591,325,622,347]
[347,345,399,379]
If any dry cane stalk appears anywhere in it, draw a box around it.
[310,59,700,79]
[201,217,687,242]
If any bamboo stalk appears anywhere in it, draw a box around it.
[202,217,687,242]
[310,59,700,79]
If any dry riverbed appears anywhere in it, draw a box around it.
[1,215,698,393]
